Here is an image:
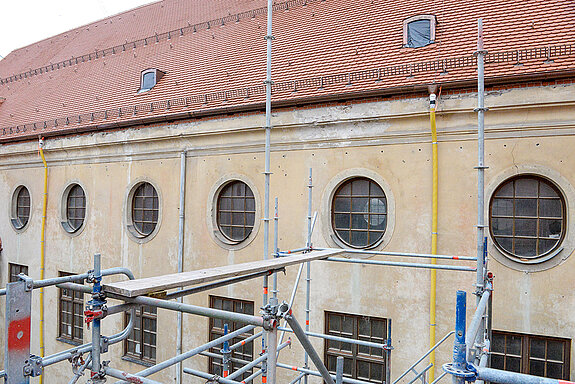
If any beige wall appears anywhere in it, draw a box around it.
[1,82,575,383]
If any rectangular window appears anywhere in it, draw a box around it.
[58,272,84,344]
[209,296,255,380]
[324,311,388,383]
[492,330,571,380]
[124,305,157,364]
[9,263,28,282]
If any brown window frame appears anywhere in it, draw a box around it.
[489,175,566,263]
[124,305,158,365]
[131,182,159,238]
[208,296,255,380]
[64,184,86,233]
[324,311,388,383]
[216,181,256,243]
[58,271,84,345]
[332,177,387,248]
[492,330,571,380]
[8,263,28,283]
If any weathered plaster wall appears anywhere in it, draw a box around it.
[0,82,574,383]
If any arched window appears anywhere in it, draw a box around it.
[332,177,387,248]
[490,175,566,263]
[130,182,159,237]
[217,181,256,243]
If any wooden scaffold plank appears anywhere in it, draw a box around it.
[103,249,343,297]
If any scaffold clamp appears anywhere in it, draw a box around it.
[442,362,477,381]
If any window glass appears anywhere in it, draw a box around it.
[217,181,256,242]
[142,71,156,90]
[332,178,387,248]
[492,331,570,380]
[325,311,388,383]
[66,184,86,232]
[490,176,565,262]
[124,305,157,363]
[13,186,30,229]
[131,182,159,237]
[209,296,254,380]
[58,272,84,344]
[407,19,431,48]
[9,263,28,283]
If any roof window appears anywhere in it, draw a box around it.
[138,68,165,93]
[403,15,436,48]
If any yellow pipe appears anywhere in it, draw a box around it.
[429,94,438,382]
[38,138,48,384]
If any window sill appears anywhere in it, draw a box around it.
[122,355,155,367]
[56,337,83,346]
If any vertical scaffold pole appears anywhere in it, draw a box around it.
[304,168,313,384]
[452,291,467,384]
[222,324,231,378]
[5,279,33,384]
[90,253,105,383]
[273,197,279,301]
[262,0,274,381]
[474,18,489,364]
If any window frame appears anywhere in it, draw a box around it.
[489,175,566,264]
[403,15,437,48]
[8,263,29,283]
[61,183,87,234]
[57,271,85,345]
[138,68,165,93]
[331,177,388,249]
[208,296,255,380]
[126,179,162,243]
[123,305,158,365]
[324,311,389,383]
[11,185,31,231]
[492,330,571,380]
[216,180,256,244]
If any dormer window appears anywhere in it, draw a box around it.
[403,15,436,48]
[138,68,165,93]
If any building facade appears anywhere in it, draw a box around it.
[1,0,575,382]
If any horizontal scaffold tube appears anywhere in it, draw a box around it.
[275,363,374,384]
[277,327,388,350]
[114,324,256,383]
[315,247,476,261]
[183,368,243,384]
[104,367,163,384]
[476,366,575,384]
[327,257,476,272]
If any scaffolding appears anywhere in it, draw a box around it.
[1,6,573,384]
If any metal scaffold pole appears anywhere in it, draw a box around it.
[304,168,313,384]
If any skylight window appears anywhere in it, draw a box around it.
[403,15,436,48]
[138,68,165,93]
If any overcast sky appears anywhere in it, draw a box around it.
[0,0,156,59]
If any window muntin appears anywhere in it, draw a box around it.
[131,182,159,237]
[324,311,388,383]
[12,186,31,229]
[217,181,256,243]
[490,176,565,262]
[65,184,86,233]
[9,263,28,283]
[492,330,571,380]
[403,15,436,48]
[332,177,387,248]
[58,272,84,344]
[124,305,157,364]
[209,296,255,380]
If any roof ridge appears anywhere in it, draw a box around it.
[0,0,323,87]
[2,42,574,140]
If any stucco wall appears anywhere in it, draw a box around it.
[1,82,574,383]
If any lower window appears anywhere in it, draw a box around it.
[9,263,28,282]
[209,296,255,380]
[492,330,571,380]
[58,272,84,344]
[324,311,388,383]
[124,305,157,364]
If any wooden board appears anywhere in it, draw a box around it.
[103,249,343,297]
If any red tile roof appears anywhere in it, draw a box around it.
[1,0,574,142]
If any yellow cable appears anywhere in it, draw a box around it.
[38,139,48,384]
[429,100,438,382]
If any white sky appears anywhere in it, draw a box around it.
[0,0,156,59]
